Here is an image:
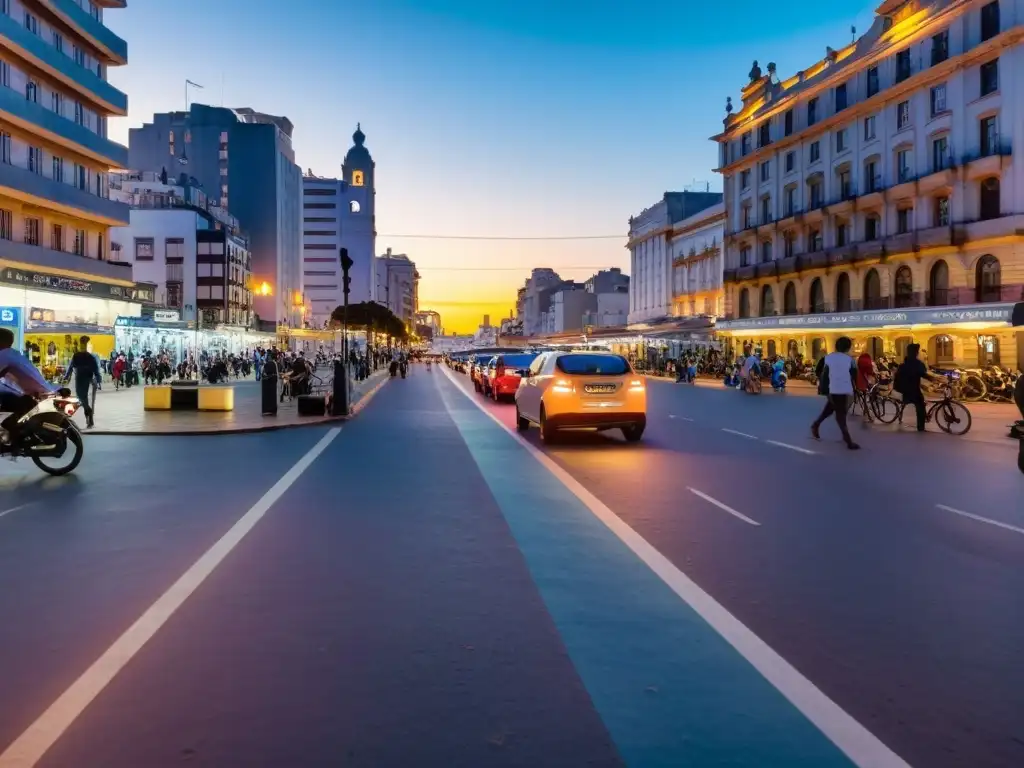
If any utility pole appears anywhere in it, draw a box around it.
[334,247,353,416]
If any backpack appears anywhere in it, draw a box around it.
[892,363,906,394]
[815,356,829,396]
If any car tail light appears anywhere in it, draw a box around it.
[552,379,574,393]
[629,379,645,390]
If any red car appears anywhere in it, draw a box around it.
[482,352,540,401]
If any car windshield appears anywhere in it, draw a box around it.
[474,355,492,365]
[556,354,630,376]
[500,354,537,369]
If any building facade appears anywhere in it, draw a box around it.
[714,0,1022,367]
[301,129,376,329]
[109,173,252,328]
[670,202,727,318]
[375,248,418,324]
[413,309,441,339]
[628,191,722,323]
[518,268,562,336]
[128,104,301,330]
[0,0,149,367]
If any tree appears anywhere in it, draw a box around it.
[330,301,408,341]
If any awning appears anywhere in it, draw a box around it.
[1012,302,1024,327]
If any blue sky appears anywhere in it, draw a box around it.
[107,0,877,332]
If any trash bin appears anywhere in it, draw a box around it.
[262,359,278,416]
[331,360,348,416]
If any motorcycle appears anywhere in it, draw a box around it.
[0,390,85,476]
[771,361,787,392]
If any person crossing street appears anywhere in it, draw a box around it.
[64,335,102,429]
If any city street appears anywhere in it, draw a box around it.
[0,365,1021,767]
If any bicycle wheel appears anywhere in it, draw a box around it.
[934,400,972,435]
[871,395,900,424]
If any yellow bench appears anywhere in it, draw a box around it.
[143,385,234,411]
[198,386,234,411]
[143,385,172,410]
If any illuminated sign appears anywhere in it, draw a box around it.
[716,304,1014,331]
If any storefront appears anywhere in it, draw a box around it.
[115,316,276,365]
[714,303,1022,368]
[0,266,145,378]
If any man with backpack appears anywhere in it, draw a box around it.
[810,336,860,450]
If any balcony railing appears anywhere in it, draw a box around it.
[863,296,890,310]
[927,288,950,306]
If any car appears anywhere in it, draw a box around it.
[481,352,540,401]
[469,354,493,391]
[514,351,646,442]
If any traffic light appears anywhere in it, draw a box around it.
[343,275,352,297]
[339,247,353,299]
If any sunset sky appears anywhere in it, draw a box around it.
[107,0,877,334]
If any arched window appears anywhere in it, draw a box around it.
[976,254,1001,303]
[929,260,949,306]
[767,340,777,358]
[809,278,825,313]
[978,335,1001,366]
[863,269,882,309]
[811,337,826,360]
[783,282,797,315]
[760,285,775,316]
[738,288,750,318]
[894,266,914,308]
[349,200,361,213]
[835,272,851,312]
[980,177,1000,221]
[930,334,954,365]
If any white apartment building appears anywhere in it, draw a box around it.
[628,191,722,324]
[714,0,1023,367]
[670,202,726,318]
[375,249,418,324]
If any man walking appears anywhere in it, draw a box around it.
[811,336,860,450]
[892,343,932,432]
[65,335,102,428]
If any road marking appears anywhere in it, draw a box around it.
[0,427,343,768]
[439,366,909,767]
[687,487,761,526]
[722,428,758,439]
[668,414,694,422]
[765,439,817,455]
[936,504,1024,536]
[0,503,33,520]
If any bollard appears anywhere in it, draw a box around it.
[331,359,349,416]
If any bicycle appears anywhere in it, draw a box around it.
[873,378,972,435]
[848,380,896,423]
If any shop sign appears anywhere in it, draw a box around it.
[115,316,157,328]
[134,284,156,303]
[0,306,19,326]
[153,310,181,322]
[716,304,1014,331]
[0,267,141,300]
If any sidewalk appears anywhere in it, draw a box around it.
[80,368,390,436]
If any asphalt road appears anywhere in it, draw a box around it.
[0,364,1020,767]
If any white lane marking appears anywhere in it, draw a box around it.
[0,427,343,768]
[438,366,910,768]
[687,488,761,527]
[936,504,1024,536]
[722,428,758,440]
[765,440,817,455]
[669,414,694,422]
[0,503,33,520]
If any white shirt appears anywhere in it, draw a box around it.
[823,352,855,395]
[0,348,56,396]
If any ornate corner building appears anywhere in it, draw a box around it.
[713,0,1022,368]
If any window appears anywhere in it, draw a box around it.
[932,136,948,171]
[760,161,770,182]
[97,233,104,260]
[741,132,751,156]
[864,269,882,308]
[74,101,84,125]
[51,224,63,251]
[73,45,85,67]
[785,151,794,172]
[897,207,912,234]
[742,204,752,228]
[897,148,912,181]
[760,240,772,263]
[165,238,185,261]
[197,286,211,300]
[865,215,880,241]
[980,177,1000,220]
[785,186,797,216]
[810,278,826,313]
[52,30,63,52]
[808,97,818,126]
[809,229,822,251]
[28,146,42,174]
[760,285,775,316]
[51,90,63,115]
[838,169,852,199]
[836,222,848,247]
[52,156,63,181]
[738,288,751,318]
[980,59,998,96]
[809,179,823,208]
[76,164,86,190]
[930,84,947,116]
[740,169,750,189]
[135,238,155,260]
[212,263,224,277]
[783,282,797,315]
[212,286,225,300]
[24,12,38,35]
[929,261,949,306]
[894,266,914,307]
[981,1,1000,41]
[835,128,848,153]
[866,66,879,97]
[784,109,793,136]
[980,115,998,155]
[935,196,950,226]
[25,80,37,103]
[197,263,212,278]
[976,255,1001,302]
[896,49,911,82]
[0,209,11,241]
[863,115,876,141]
[865,159,879,192]
[897,100,910,130]
[783,231,795,258]
[835,83,848,112]
[73,229,85,256]
[758,122,770,148]
[24,217,40,246]
[0,61,8,89]
[836,273,851,311]
[739,244,751,267]
[931,31,949,65]
[809,141,820,163]
[760,196,771,222]
[0,132,11,164]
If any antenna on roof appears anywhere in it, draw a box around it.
[851,25,856,43]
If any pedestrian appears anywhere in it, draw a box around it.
[855,350,877,423]
[892,343,934,432]
[64,335,101,429]
[810,336,860,449]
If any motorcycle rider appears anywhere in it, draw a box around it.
[0,328,59,444]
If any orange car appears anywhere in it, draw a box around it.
[481,352,540,401]
[469,354,493,392]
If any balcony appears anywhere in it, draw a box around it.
[37,0,128,64]
[858,175,885,208]
[0,13,127,114]
[0,236,132,283]
[0,86,127,167]
[918,159,956,194]
[914,226,954,249]
[827,244,860,267]
[962,139,1012,180]
[0,161,128,224]
[889,169,917,200]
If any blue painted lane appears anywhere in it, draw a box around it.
[433,373,861,767]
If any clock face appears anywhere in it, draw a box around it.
[352,170,365,187]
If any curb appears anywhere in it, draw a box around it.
[83,374,391,437]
